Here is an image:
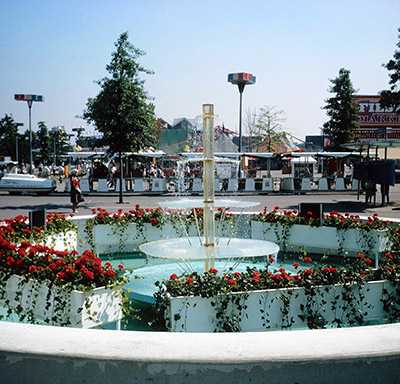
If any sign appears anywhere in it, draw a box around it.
[353,95,400,140]
[14,94,45,102]
[227,73,256,85]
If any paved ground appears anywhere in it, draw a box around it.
[1,179,400,220]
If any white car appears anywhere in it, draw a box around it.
[0,173,57,195]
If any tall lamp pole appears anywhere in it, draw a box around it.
[228,73,256,153]
[14,94,44,173]
[15,123,24,165]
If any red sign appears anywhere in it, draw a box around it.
[353,95,400,140]
[353,95,400,128]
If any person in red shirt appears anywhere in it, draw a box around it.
[70,169,82,212]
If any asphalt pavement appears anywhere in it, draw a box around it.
[1,178,400,221]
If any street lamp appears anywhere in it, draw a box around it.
[227,73,256,153]
[15,123,24,165]
[14,94,44,173]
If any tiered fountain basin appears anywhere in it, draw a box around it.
[1,209,400,383]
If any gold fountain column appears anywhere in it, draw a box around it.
[202,104,215,271]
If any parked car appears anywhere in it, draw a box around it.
[0,173,57,195]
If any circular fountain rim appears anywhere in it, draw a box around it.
[139,237,279,260]
[159,199,260,209]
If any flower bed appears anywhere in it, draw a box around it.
[251,221,389,257]
[154,252,400,332]
[0,274,121,328]
[85,206,237,255]
[165,280,392,332]
[0,231,126,328]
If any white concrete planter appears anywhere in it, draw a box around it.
[43,230,77,252]
[92,223,164,255]
[251,221,390,257]
[167,280,393,332]
[0,274,122,328]
[91,222,236,255]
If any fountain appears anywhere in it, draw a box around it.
[135,104,279,299]
[1,104,398,381]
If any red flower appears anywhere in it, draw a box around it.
[303,257,312,263]
[272,274,282,282]
[269,257,275,263]
[117,264,124,270]
[84,271,94,280]
[49,263,57,271]
[387,267,394,272]
[253,271,260,277]
[323,267,330,273]
[65,267,75,275]
[365,258,372,265]
[304,269,313,276]
[185,278,194,284]
[105,269,116,278]
[150,218,158,225]
[227,279,237,286]
[233,272,241,278]
[292,262,300,268]
[330,267,338,273]
[5,257,15,267]
[252,276,260,283]
[28,265,37,274]
[208,268,218,274]
[385,253,393,259]
[57,272,66,280]
[357,253,364,259]
[169,274,178,280]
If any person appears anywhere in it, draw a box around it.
[361,166,376,207]
[380,184,390,206]
[108,162,117,188]
[70,169,83,213]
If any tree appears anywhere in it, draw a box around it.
[255,105,286,152]
[37,122,52,164]
[322,68,359,150]
[380,28,400,114]
[83,32,157,203]
[0,114,20,161]
[19,129,38,166]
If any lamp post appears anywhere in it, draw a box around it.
[14,94,44,173]
[15,123,24,165]
[227,73,256,153]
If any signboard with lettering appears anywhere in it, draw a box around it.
[353,95,400,140]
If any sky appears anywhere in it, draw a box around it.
[1,0,399,145]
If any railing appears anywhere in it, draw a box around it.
[66,176,360,194]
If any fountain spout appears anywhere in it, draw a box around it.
[202,104,216,270]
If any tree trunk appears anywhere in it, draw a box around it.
[118,152,123,204]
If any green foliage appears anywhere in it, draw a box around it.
[254,105,286,151]
[322,68,359,150]
[83,32,157,155]
[0,114,19,160]
[36,122,53,164]
[380,27,400,115]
